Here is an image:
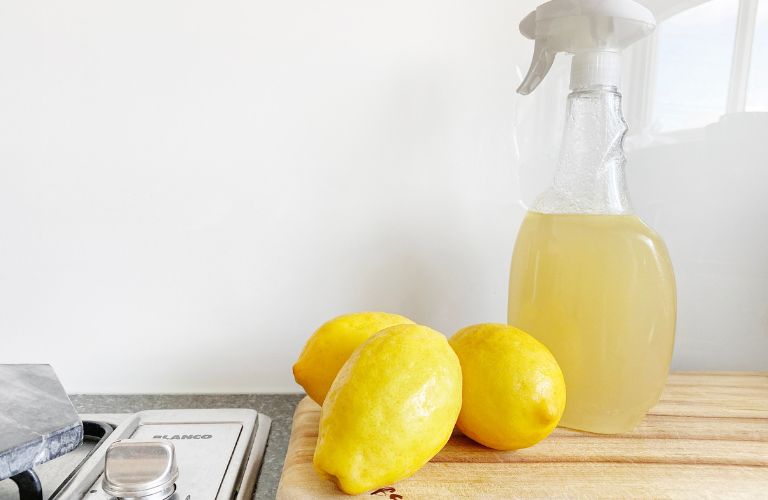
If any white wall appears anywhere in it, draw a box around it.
[1,1,766,393]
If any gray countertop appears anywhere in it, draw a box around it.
[69,394,304,500]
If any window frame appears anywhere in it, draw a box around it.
[625,0,761,140]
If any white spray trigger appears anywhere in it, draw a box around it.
[516,0,656,95]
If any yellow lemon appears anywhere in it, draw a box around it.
[314,324,462,495]
[449,323,565,450]
[293,312,414,405]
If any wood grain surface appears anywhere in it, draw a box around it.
[276,372,768,499]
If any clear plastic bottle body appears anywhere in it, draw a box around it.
[508,88,676,434]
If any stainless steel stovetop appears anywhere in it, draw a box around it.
[0,410,271,500]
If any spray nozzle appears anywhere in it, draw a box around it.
[517,0,656,95]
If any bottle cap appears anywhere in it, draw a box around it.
[517,0,656,94]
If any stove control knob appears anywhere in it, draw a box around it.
[102,440,178,500]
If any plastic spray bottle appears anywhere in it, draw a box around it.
[508,0,676,434]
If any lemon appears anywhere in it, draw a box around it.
[449,323,565,450]
[293,312,414,405]
[314,324,462,495]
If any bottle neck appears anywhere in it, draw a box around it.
[532,86,633,215]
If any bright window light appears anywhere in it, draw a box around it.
[652,0,739,132]
[746,1,768,111]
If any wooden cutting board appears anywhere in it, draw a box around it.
[277,372,768,499]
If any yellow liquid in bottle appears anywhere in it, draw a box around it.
[508,212,676,434]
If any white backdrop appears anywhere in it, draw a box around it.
[1,1,766,393]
